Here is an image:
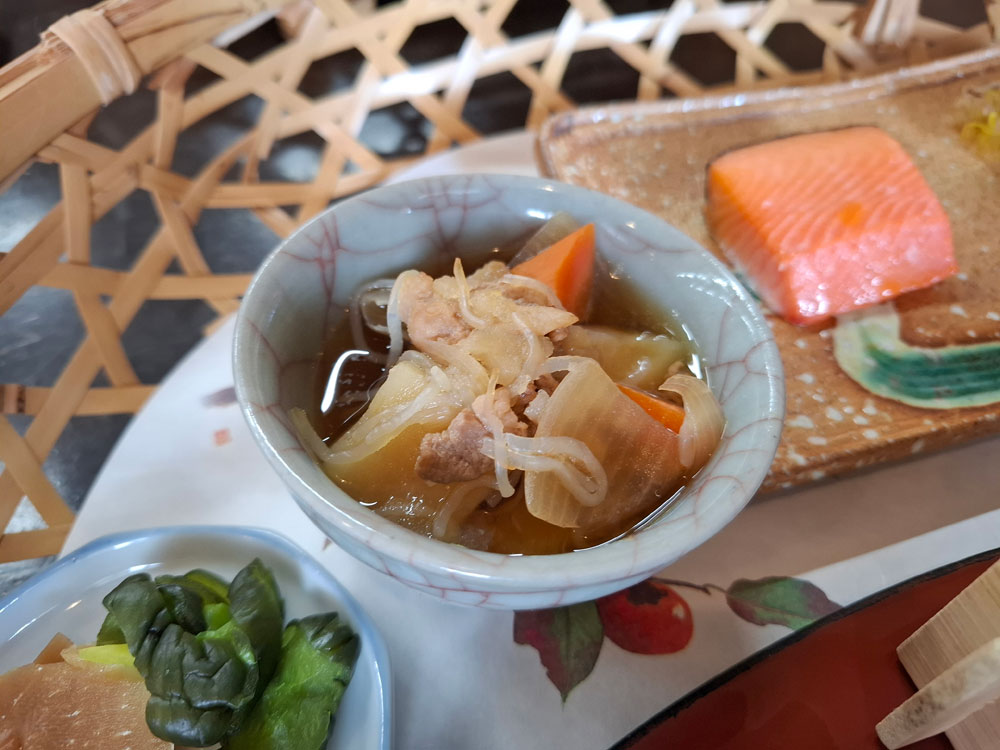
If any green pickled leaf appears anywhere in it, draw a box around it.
[726,576,840,630]
[202,618,259,682]
[102,574,170,656]
[102,572,263,747]
[513,602,604,701]
[146,699,233,747]
[225,613,359,750]
[156,571,230,605]
[145,624,258,712]
[96,613,126,645]
[133,608,175,676]
[205,601,233,630]
[228,559,284,686]
[184,569,231,601]
[158,582,208,633]
[141,622,260,745]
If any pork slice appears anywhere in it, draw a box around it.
[408,305,470,346]
[416,387,532,484]
[472,387,530,437]
[394,270,434,320]
[416,410,493,484]
[395,271,471,347]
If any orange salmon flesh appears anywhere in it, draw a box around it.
[706,126,957,325]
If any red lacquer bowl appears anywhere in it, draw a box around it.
[615,549,1000,750]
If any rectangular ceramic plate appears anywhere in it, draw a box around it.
[538,47,1000,491]
[0,525,392,750]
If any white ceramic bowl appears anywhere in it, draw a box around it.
[234,175,784,609]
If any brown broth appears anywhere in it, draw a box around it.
[312,257,700,555]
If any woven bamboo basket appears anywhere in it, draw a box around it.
[0,0,996,573]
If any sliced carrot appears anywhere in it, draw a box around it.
[512,223,595,318]
[618,383,685,433]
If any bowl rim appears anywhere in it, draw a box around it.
[234,173,784,593]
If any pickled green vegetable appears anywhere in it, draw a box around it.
[228,559,284,688]
[142,621,259,745]
[225,613,359,750]
[96,612,125,645]
[102,572,262,746]
[155,569,230,605]
[96,559,354,750]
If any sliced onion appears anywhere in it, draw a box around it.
[429,365,451,391]
[509,212,580,266]
[348,280,393,363]
[458,325,552,393]
[539,355,594,375]
[467,260,508,286]
[431,477,496,541]
[453,258,487,328]
[325,356,462,466]
[659,374,725,471]
[475,371,516,498]
[508,313,547,396]
[386,270,420,366]
[290,407,333,461]
[523,390,549,423]
[494,434,607,507]
[500,299,577,336]
[460,283,576,337]
[525,357,686,532]
[332,391,441,463]
[399,349,432,366]
[555,325,689,391]
[359,284,392,334]
[349,292,366,350]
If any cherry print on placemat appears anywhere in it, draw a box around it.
[596,580,693,655]
[514,575,840,700]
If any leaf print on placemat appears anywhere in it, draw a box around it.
[725,576,840,630]
[514,601,604,701]
[202,386,237,407]
[515,576,840,701]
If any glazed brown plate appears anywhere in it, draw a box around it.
[539,48,1000,493]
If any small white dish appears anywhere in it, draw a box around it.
[0,525,392,750]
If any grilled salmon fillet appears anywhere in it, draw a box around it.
[706,126,958,325]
